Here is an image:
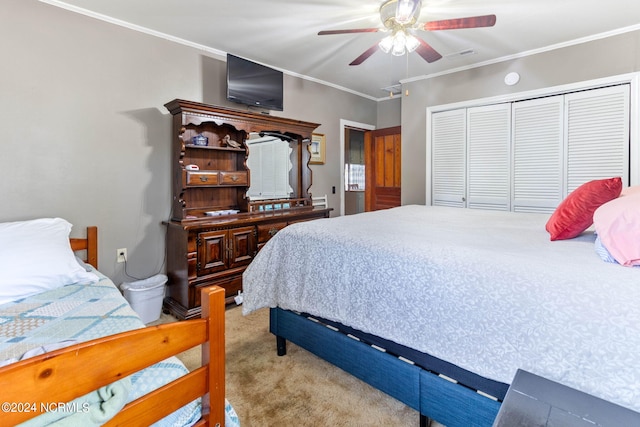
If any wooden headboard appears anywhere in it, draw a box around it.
[70,226,98,269]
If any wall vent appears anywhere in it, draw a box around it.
[445,48,476,59]
[381,84,401,95]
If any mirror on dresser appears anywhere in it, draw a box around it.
[246,130,315,213]
[246,132,294,200]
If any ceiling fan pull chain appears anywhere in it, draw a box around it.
[405,53,410,96]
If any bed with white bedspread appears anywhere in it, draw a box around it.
[243,204,640,424]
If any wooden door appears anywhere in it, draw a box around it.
[365,126,401,211]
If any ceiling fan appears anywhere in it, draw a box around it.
[318,0,496,66]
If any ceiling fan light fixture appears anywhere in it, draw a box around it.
[378,35,394,53]
[379,30,418,56]
[405,34,420,53]
[391,31,407,56]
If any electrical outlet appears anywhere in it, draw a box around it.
[116,248,127,263]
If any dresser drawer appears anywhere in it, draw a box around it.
[257,221,288,244]
[186,171,219,186]
[194,275,243,307]
[219,171,248,186]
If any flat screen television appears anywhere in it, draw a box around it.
[226,54,284,111]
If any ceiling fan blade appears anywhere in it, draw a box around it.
[415,38,442,63]
[423,14,496,31]
[349,44,380,66]
[318,28,380,35]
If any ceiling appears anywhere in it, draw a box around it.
[45,0,640,100]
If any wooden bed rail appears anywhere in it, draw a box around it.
[0,286,226,426]
[70,225,98,269]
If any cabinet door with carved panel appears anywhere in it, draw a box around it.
[197,230,228,275]
[197,226,255,276]
[227,226,255,269]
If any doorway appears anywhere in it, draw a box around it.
[340,119,375,216]
[344,128,366,215]
[340,121,402,215]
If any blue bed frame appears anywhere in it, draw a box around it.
[270,307,507,427]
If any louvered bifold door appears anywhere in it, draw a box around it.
[432,109,466,207]
[511,95,564,213]
[466,103,511,210]
[564,84,630,192]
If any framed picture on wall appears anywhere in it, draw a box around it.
[310,133,326,165]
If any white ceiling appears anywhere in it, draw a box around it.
[44,0,640,100]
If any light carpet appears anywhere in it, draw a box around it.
[158,305,430,426]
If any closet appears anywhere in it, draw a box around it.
[430,84,630,212]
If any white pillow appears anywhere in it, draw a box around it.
[0,218,99,305]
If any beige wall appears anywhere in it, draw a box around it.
[400,30,640,205]
[0,0,377,283]
[376,96,402,129]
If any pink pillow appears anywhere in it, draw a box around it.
[545,177,622,241]
[594,193,640,266]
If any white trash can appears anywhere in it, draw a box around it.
[121,274,168,324]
